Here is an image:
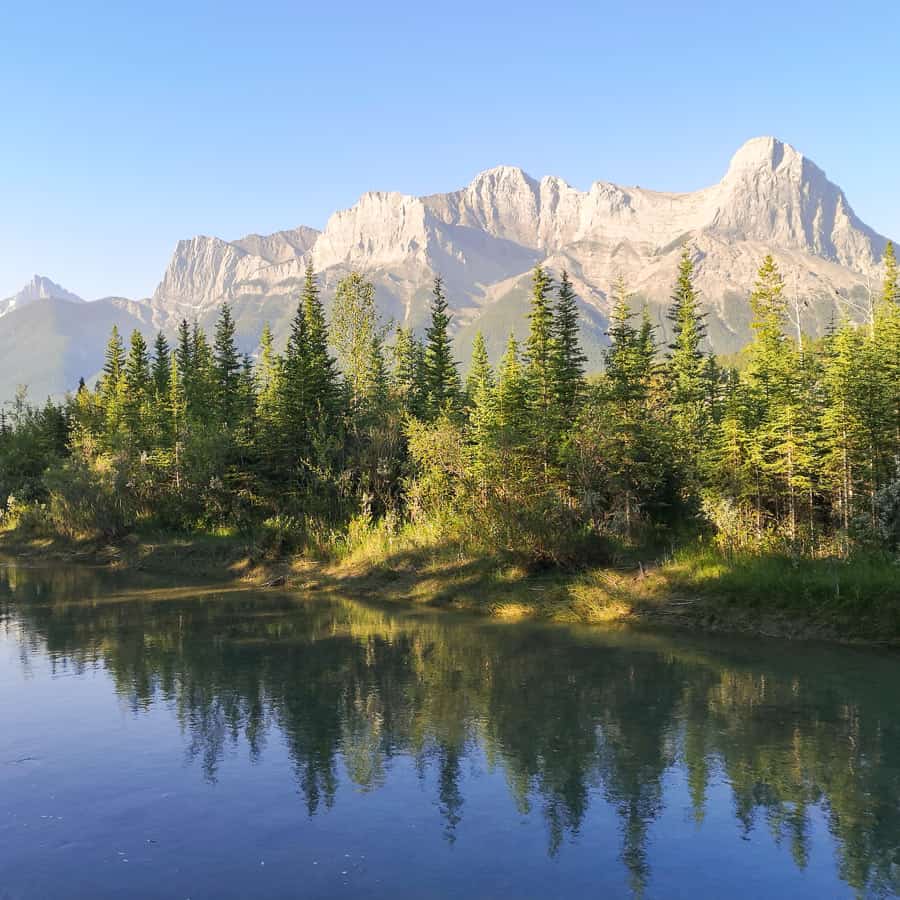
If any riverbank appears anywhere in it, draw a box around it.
[2,526,899,644]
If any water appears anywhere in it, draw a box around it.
[1,561,898,899]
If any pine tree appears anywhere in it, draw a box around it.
[605,276,652,405]
[821,321,867,543]
[665,248,709,481]
[466,331,494,403]
[152,332,171,401]
[742,255,818,541]
[302,262,340,422]
[523,265,556,418]
[601,277,661,536]
[122,330,151,444]
[495,333,527,432]
[174,319,194,419]
[190,322,215,419]
[392,326,426,418]
[256,323,281,423]
[99,325,126,434]
[213,305,242,429]
[550,271,586,412]
[424,276,461,418]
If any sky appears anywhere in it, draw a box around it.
[2,0,898,301]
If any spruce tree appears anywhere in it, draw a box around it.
[175,319,194,408]
[495,333,527,432]
[151,334,173,448]
[152,332,171,401]
[523,264,555,418]
[256,324,281,423]
[424,276,461,418]
[213,305,242,429]
[123,330,151,444]
[466,331,494,403]
[190,322,215,419]
[99,326,126,434]
[392,326,427,418]
[665,248,709,480]
[302,262,340,421]
[550,271,586,412]
[605,276,652,406]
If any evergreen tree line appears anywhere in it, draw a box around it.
[2,247,899,559]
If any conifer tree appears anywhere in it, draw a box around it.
[465,331,498,493]
[495,333,527,432]
[605,276,653,405]
[392,326,426,418]
[175,319,194,409]
[466,331,494,403]
[213,305,242,429]
[302,262,341,422]
[550,271,586,412]
[123,329,151,442]
[99,326,126,433]
[424,276,461,418]
[601,277,661,535]
[152,332,171,404]
[256,324,280,421]
[190,322,215,419]
[524,265,556,418]
[665,248,709,480]
[154,345,174,447]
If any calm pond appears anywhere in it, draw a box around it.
[1,561,899,898]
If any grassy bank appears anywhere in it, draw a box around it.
[2,522,899,643]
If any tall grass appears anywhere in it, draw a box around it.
[662,543,900,611]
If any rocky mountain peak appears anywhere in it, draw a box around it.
[0,275,83,318]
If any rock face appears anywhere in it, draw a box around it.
[0,275,83,318]
[1,136,894,403]
[147,136,891,362]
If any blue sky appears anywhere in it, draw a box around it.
[2,0,898,300]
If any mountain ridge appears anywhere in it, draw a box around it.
[2,136,894,402]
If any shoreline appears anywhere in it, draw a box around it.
[2,530,898,648]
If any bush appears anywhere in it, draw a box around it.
[42,455,132,540]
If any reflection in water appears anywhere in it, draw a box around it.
[1,562,899,897]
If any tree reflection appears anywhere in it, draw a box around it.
[2,563,899,897]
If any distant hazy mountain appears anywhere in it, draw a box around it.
[1,137,892,403]
[0,275,84,319]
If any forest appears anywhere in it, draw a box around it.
[1,243,899,607]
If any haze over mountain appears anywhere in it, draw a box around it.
[2,137,892,403]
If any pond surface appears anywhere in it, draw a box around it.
[1,561,899,899]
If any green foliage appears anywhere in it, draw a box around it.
[551,270,587,412]
[424,276,462,419]
[1,257,898,570]
[392,326,427,418]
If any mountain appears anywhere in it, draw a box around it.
[146,137,890,366]
[1,137,893,402]
[0,292,152,403]
[0,275,84,319]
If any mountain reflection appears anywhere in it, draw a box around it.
[2,562,899,898]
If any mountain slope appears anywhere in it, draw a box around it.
[2,136,893,402]
[0,296,153,402]
[0,275,84,319]
[144,136,890,365]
